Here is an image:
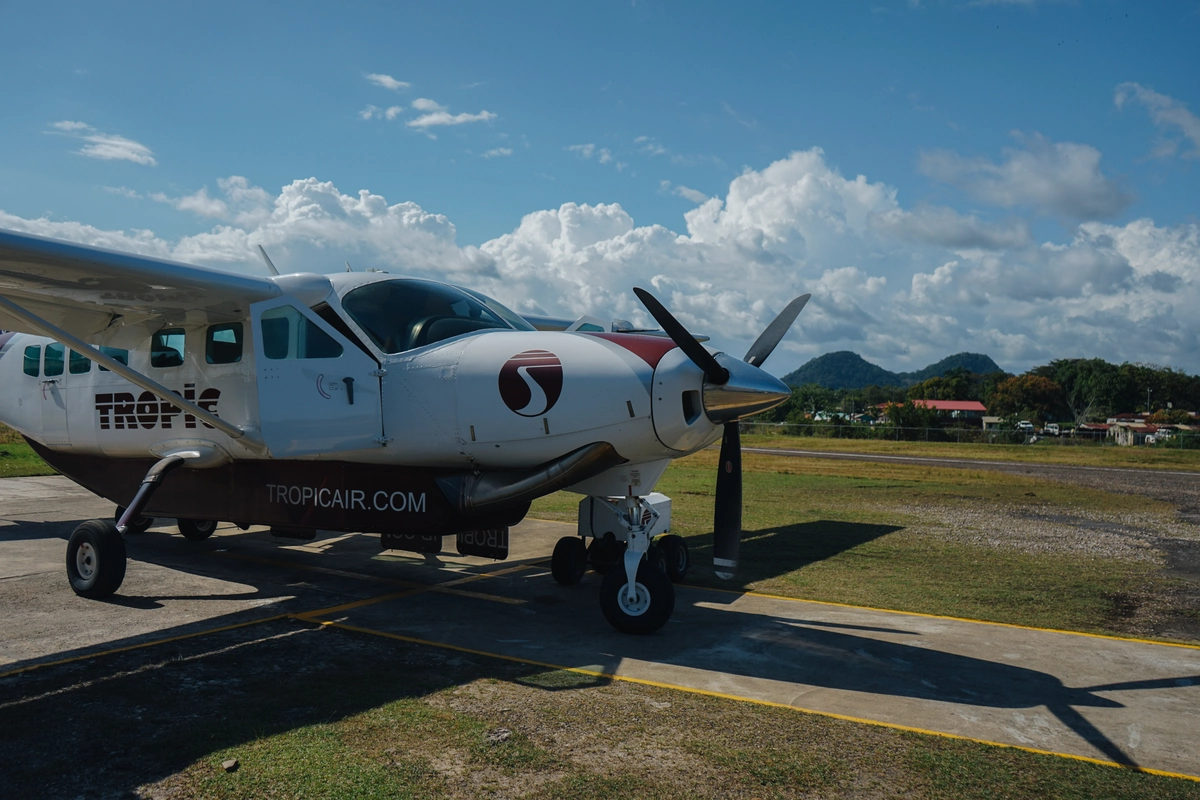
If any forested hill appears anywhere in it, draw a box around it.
[781,351,1004,389]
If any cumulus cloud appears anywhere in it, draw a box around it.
[481,148,513,158]
[568,143,613,164]
[366,73,409,91]
[1115,82,1200,160]
[919,132,1131,219]
[359,105,406,121]
[3,149,1197,374]
[48,121,157,166]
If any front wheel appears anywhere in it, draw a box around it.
[66,520,127,599]
[599,560,674,634]
[178,518,217,541]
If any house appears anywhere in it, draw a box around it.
[1110,422,1159,446]
[1075,422,1111,441]
[876,399,988,422]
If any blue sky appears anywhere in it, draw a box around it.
[2,1,1198,376]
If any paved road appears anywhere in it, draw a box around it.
[3,476,1200,778]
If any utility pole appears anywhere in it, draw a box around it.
[1147,387,1152,415]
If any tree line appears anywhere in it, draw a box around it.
[764,359,1200,428]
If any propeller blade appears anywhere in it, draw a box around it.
[743,293,810,367]
[712,421,742,580]
[633,287,729,385]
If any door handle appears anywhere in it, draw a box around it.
[342,377,355,405]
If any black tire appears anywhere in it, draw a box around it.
[551,536,587,585]
[178,518,217,541]
[66,519,127,599]
[658,534,689,582]
[587,533,625,575]
[115,506,153,535]
[599,559,675,634]
[645,543,668,576]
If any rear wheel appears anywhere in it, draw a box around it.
[587,533,625,575]
[178,518,217,541]
[599,560,674,634]
[115,506,153,535]
[551,536,587,585]
[66,520,127,598]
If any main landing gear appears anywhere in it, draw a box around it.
[550,494,689,634]
[66,455,188,599]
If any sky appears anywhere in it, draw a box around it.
[1,0,1198,377]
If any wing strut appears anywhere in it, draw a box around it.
[0,295,262,450]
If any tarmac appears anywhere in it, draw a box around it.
[3,475,1200,780]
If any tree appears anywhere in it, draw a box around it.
[986,375,1066,425]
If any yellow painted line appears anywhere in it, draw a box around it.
[0,614,288,679]
[437,587,525,605]
[321,619,1200,784]
[294,563,539,621]
[683,584,1200,651]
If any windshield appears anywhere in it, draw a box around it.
[341,279,526,354]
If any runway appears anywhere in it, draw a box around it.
[3,475,1200,780]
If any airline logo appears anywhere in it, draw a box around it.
[498,350,563,417]
[94,384,220,430]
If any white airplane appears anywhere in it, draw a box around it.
[0,228,808,633]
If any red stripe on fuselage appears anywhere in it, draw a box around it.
[583,333,678,369]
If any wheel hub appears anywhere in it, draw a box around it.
[618,582,651,616]
[76,542,96,580]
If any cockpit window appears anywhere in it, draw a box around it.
[341,279,515,354]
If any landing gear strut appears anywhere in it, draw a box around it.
[66,455,188,599]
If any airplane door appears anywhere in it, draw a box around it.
[40,342,70,446]
[251,298,383,457]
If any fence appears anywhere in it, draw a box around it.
[740,421,1200,449]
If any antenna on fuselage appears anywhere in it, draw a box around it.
[345,261,353,272]
[256,245,281,276]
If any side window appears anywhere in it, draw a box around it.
[206,323,243,364]
[69,350,92,374]
[23,345,40,377]
[98,347,129,372]
[44,343,65,377]
[151,329,185,368]
[261,306,343,360]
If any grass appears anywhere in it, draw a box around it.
[4,621,1199,799]
[0,423,55,478]
[531,449,1186,638]
[740,430,1200,472]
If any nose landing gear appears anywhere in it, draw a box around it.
[553,493,687,634]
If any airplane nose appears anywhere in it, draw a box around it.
[702,353,791,423]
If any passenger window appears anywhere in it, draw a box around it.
[98,347,128,372]
[44,343,65,376]
[261,306,343,360]
[69,350,92,374]
[23,345,40,377]
[206,323,243,364]
[151,329,185,368]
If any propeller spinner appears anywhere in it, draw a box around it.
[633,287,810,580]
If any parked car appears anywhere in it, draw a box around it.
[1044,423,1060,436]
[1016,420,1034,432]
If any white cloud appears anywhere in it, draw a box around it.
[674,185,709,204]
[405,99,497,130]
[411,98,447,112]
[636,136,667,156]
[103,186,141,199]
[3,150,1197,374]
[568,143,614,165]
[384,106,404,120]
[1114,82,1200,160]
[48,121,157,166]
[366,73,409,91]
[919,132,1130,219]
[481,148,513,158]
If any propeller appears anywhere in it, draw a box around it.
[633,287,810,580]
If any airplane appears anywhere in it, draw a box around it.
[0,227,808,633]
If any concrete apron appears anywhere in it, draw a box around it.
[319,533,1200,780]
[4,477,1200,778]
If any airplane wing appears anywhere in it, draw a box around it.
[0,228,283,344]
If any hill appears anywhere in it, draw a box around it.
[781,351,1004,390]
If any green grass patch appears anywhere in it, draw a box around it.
[531,450,1182,637]
[741,430,1200,471]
